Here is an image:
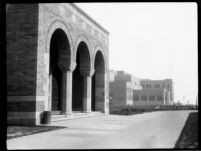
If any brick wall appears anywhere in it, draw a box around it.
[7,4,39,125]
[7,4,39,97]
[7,4,109,125]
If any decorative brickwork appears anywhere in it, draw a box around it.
[7,3,109,125]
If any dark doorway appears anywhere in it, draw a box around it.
[49,29,71,113]
[92,51,105,112]
[72,51,83,111]
[72,42,91,112]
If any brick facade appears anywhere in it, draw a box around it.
[7,3,109,125]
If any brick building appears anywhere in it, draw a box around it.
[109,71,141,110]
[109,70,174,110]
[133,79,174,109]
[7,3,109,125]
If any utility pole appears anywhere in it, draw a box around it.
[196,94,198,106]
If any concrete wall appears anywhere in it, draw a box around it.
[133,89,165,107]
[109,70,117,82]
[109,81,127,108]
[109,71,141,110]
[140,79,174,104]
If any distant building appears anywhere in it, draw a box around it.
[109,71,141,110]
[109,70,174,110]
[133,79,174,109]
[133,88,169,109]
[109,70,117,82]
[140,79,174,104]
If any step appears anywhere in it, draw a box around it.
[51,112,104,122]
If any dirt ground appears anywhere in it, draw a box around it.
[175,112,198,149]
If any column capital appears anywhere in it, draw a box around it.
[80,68,95,77]
[88,68,95,77]
[68,62,76,72]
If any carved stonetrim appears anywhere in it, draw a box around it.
[80,68,95,77]
[45,18,73,58]
[69,62,77,72]
[73,33,92,62]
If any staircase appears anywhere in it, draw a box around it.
[51,111,104,122]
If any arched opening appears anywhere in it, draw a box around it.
[92,51,105,112]
[72,42,91,112]
[49,29,71,114]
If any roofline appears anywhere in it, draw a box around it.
[70,3,109,35]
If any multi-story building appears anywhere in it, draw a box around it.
[133,79,174,109]
[109,71,141,110]
[109,70,117,82]
[140,79,174,105]
[109,70,174,110]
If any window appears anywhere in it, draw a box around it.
[167,84,170,88]
[134,96,139,101]
[150,96,154,101]
[146,84,151,88]
[154,84,160,88]
[142,96,146,101]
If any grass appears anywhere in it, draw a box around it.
[110,105,198,116]
[110,108,145,115]
[7,125,66,140]
[175,112,198,149]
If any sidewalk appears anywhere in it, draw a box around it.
[7,110,194,149]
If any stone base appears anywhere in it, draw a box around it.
[7,117,38,126]
[82,111,92,115]
[60,112,73,116]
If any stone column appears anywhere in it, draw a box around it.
[81,69,94,113]
[60,63,76,115]
[48,74,53,111]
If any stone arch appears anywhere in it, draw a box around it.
[91,45,106,112]
[47,19,73,114]
[46,18,73,64]
[92,45,106,70]
[72,34,93,112]
[73,33,92,66]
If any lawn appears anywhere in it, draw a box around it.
[175,112,198,149]
[7,125,66,139]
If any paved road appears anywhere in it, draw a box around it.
[7,110,195,149]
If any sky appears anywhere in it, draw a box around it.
[76,2,198,105]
